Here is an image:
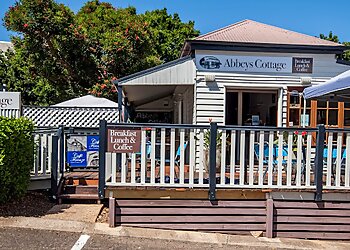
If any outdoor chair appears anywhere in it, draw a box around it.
[254,142,290,182]
[323,147,338,179]
[156,141,188,178]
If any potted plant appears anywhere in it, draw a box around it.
[201,130,225,173]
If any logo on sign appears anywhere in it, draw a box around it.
[87,136,99,151]
[71,152,85,163]
[199,56,222,69]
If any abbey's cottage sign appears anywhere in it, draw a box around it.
[195,54,313,74]
[0,92,21,109]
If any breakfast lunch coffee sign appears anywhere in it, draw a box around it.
[107,128,141,153]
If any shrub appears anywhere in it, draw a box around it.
[0,117,34,204]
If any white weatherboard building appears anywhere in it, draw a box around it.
[119,20,350,129]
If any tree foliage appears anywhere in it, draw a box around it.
[143,8,200,62]
[2,0,199,104]
[319,31,350,61]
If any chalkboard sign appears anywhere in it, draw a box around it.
[134,112,172,123]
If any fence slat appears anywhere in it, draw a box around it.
[305,133,312,187]
[277,133,283,187]
[47,135,52,174]
[121,153,127,183]
[160,128,166,184]
[151,128,156,184]
[131,153,136,184]
[39,134,46,174]
[239,131,245,185]
[180,129,185,185]
[336,133,342,187]
[268,131,274,186]
[249,131,255,186]
[326,132,333,187]
[111,153,117,184]
[258,131,264,186]
[230,130,236,185]
[141,129,146,184]
[199,129,204,185]
[296,134,302,187]
[189,129,195,185]
[221,130,226,185]
[345,133,350,187]
[287,132,293,187]
[170,128,175,185]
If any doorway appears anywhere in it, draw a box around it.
[226,90,278,126]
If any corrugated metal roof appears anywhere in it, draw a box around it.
[195,20,341,47]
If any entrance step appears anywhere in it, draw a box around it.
[58,193,99,200]
[63,185,98,195]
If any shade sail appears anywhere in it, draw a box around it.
[303,70,350,102]
[53,95,118,108]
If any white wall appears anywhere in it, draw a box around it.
[194,50,350,126]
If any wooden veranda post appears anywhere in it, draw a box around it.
[209,122,217,201]
[315,124,325,201]
[99,120,107,199]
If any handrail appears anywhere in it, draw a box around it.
[107,122,210,130]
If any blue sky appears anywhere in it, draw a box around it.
[0,0,349,42]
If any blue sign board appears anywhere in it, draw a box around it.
[67,151,87,167]
[67,135,100,168]
[87,135,99,151]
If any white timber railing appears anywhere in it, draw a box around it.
[31,128,57,180]
[101,122,350,193]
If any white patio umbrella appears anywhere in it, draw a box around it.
[303,69,350,102]
[53,95,118,108]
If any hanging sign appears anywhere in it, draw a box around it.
[107,128,141,153]
[195,54,313,74]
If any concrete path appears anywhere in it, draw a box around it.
[1,215,350,249]
[43,204,103,223]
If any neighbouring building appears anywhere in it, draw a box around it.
[118,19,350,129]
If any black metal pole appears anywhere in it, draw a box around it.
[50,135,59,199]
[98,120,107,199]
[59,125,65,173]
[315,124,325,201]
[209,122,217,201]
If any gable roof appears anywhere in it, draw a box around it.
[195,19,341,46]
[181,20,347,56]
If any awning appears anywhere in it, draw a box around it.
[303,70,350,102]
[53,95,118,108]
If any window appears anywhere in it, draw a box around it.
[316,101,339,127]
[344,102,350,127]
[288,90,311,127]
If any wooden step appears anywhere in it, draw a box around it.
[63,185,98,195]
[65,178,99,186]
[58,193,99,200]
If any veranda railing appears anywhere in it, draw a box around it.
[97,121,350,201]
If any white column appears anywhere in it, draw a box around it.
[237,91,243,126]
[277,88,284,127]
[177,94,183,124]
